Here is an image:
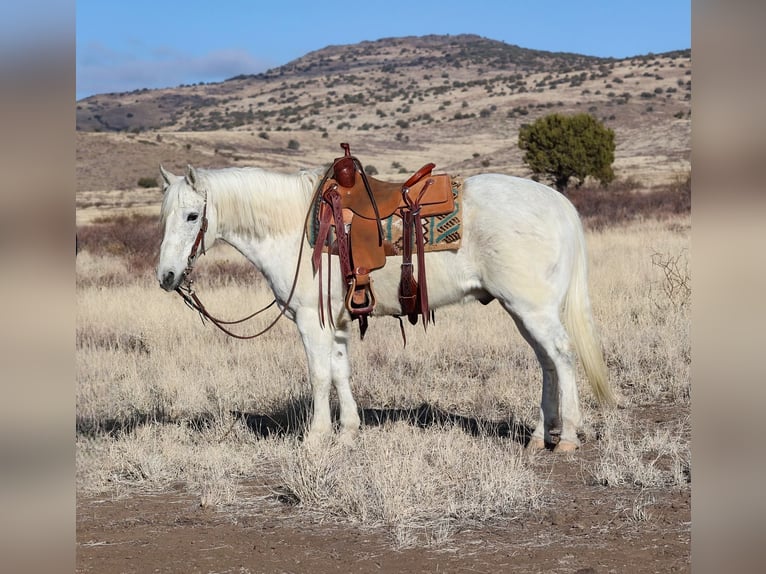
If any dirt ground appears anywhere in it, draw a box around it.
[77,416,690,574]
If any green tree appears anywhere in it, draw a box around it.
[518,113,615,192]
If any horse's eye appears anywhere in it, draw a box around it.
[187,213,199,222]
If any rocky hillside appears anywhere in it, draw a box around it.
[76,34,690,197]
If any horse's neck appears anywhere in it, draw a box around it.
[213,170,315,301]
[221,231,305,303]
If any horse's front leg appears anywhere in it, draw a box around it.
[295,307,335,445]
[330,327,360,444]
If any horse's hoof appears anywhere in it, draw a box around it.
[303,430,330,450]
[338,429,359,448]
[553,440,579,453]
[526,437,546,451]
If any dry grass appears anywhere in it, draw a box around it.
[277,424,543,548]
[589,409,691,489]
[587,218,691,405]
[76,213,690,546]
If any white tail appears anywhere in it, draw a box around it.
[563,223,616,407]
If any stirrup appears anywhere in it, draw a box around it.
[345,277,376,316]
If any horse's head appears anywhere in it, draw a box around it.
[156,164,217,291]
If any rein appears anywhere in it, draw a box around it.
[175,281,282,340]
[174,170,332,339]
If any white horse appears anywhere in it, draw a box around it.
[156,164,614,452]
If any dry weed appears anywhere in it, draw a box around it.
[588,409,690,489]
[76,214,690,545]
[276,423,543,547]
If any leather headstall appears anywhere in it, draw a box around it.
[183,200,208,281]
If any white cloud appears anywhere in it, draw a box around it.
[76,44,272,99]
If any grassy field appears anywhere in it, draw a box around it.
[76,191,690,547]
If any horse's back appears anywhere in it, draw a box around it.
[462,174,577,226]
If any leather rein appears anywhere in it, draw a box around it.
[173,173,330,339]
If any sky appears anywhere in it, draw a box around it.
[76,0,690,101]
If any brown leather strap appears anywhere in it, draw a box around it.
[176,285,284,339]
[404,163,435,189]
[356,162,385,246]
[183,202,208,278]
[399,208,418,319]
[313,184,363,327]
[414,207,429,323]
[398,178,434,328]
[330,191,353,282]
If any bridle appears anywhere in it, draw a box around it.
[182,201,208,279]
[173,172,328,339]
[174,187,292,339]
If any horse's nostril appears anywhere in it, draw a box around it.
[161,271,175,290]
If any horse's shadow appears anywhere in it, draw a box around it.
[75,400,533,447]
[232,400,533,447]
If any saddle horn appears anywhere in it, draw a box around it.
[333,142,357,187]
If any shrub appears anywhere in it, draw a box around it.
[77,213,162,275]
[287,139,300,150]
[567,174,691,230]
[518,113,615,192]
[137,177,159,188]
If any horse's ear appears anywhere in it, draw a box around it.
[185,164,198,186]
[185,164,206,199]
[159,164,174,188]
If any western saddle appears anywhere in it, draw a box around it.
[311,143,455,337]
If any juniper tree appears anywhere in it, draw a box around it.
[518,113,615,192]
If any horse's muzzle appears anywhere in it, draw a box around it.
[160,270,177,291]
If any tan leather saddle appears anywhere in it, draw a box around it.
[311,143,455,337]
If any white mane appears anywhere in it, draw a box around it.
[162,166,323,237]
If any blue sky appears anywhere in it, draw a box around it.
[76,0,690,101]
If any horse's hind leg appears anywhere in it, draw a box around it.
[505,306,582,452]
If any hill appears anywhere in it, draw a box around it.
[76,34,690,214]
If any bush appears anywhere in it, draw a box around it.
[287,139,300,150]
[77,213,162,275]
[518,113,615,192]
[137,177,159,188]
[567,174,690,230]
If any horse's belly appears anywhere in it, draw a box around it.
[368,251,486,316]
